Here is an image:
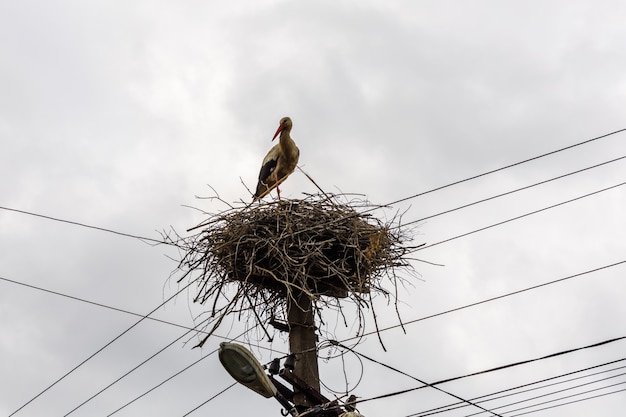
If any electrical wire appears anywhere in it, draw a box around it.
[183,128,626,247]
[403,154,626,227]
[347,335,626,408]
[506,387,626,417]
[417,179,626,250]
[458,373,626,416]
[0,274,284,353]
[106,352,215,416]
[98,254,626,416]
[181,382,238,416]
[6,177,624,359]
[3,130,623,259]
[4,128,625,415]
[106,327,257,416]
[318,344,365,397]
[62,314,214,416]
[381,127,626,208]
[490,381,626,417]
[0,273,280,415]
[0,275,208,335]
[0,205,174,246]
[263,129,626,259]
[340,259,626,343]
[407,359,626,416]
[2,129,624,245]
[287,259,626,369]
[8,276,200,416]
[330,341,504,417]
[412,372,626,416]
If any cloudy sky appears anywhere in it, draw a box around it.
[1,0,626,416]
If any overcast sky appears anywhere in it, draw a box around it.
[2,1,626,416]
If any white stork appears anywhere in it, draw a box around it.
[253,116,300,201]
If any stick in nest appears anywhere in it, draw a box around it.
[165,192,420,349]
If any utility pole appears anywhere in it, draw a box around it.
[287,288,320,409]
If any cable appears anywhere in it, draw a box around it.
[460,374,626,417]
[8,179,624,361]
[105,326,258,416]
[226,128,626,244]
[507,387,626,417]
[407,358,626,416]
[350,335,626,408]
[382,127,626,208]
[417,179,626,250]
[340,259,626,343]
[330,341,504,417]
[0,274,281,353]
[0,205,174,246]
[5,129,624,245]
[181,383,237,416]
[290,259,626,361]
[0,275,207,335]
[62,317,281,412]
[106,350,215,416]
[97,258,625,415]
[494,381,626,417]
[3,130,623,255]
[404,154,626,226]
[8,276,200,416]
[1,275,284,415]
[5,129,624,414]
[432,335,626,386]
[62,313,214,416]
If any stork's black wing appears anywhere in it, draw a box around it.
[253,157,278,199]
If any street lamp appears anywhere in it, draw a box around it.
[218,342,300,416]
[218,342,277,398]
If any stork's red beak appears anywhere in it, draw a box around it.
[272,124,283,141]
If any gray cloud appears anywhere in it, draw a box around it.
[1,1,626,416]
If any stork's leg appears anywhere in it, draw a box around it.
[275,172,281,200]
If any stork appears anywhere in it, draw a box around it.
[253,116,300,201]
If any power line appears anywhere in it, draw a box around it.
[417,180,626,250]
[3,129,624,251]
[106,348,216,416]
[8,276,200,416]
[181,383,237,417]
[0,205,174,246]
[352,335,626,408]
[3,130,623,254]
[104,257,626,415]
[5,128,625,414]
[506,387,626,417]
[9,179,620,358]
[407,358,626,416]
[459,373,626,417]
[330,341,503,417]
[0,275,204,334]
[383,127,626,208]
[198,128,626,243]
[105,327,263,416]
[0,274,281,416]
[434,336,626,387]
[494,381,626,417]
[0,275,285,356]
[294,259,625,361]
[62,315,213,416]
[404,154,626,226]
[341,259,626,343]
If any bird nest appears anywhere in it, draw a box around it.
[167,193,420,346]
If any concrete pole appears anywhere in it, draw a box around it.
[287,289,320,409]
